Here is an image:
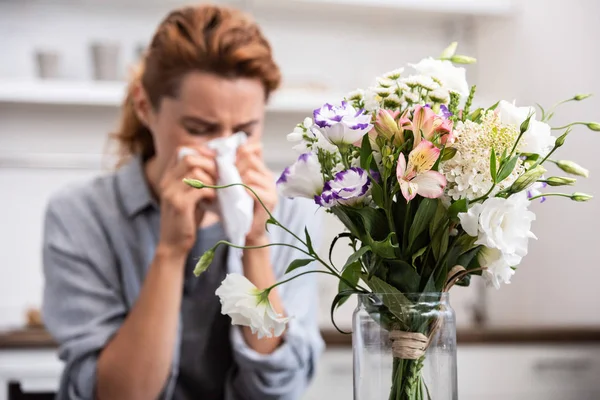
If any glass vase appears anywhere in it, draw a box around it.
[352,293,457,400]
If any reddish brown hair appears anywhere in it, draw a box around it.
[114,5,281,163]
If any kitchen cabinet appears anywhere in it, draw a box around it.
[2,332,600,400]
[305,344,600,400]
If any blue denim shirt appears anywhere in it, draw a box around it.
[41,156,324,400]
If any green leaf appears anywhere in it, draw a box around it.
[408,199,437,250]
[490,147,498,183]
[360,134,373,171]
[343,246,370,269]
[285,258,313,274]
[487,100,500,111]
[304,226,314,254]
[429,199,447,238]
[440,147,457,162]
[330,290,357,334]
[457,246,482,270]
[387,259,421,293]
[467,107,483,122]
[448,198,468,219]
[411,246,427,266]
[497,155,520,183]
[365,275,411,328]
[337,262,362,308]
[455,274,471,287]
[328,232,352,266]
[370,232,398,259]
[432,229,449,261]
[370,181,385,207]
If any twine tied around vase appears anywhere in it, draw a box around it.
[389,265,469,360]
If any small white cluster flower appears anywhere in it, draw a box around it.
[441,111,525,200]
[382,68,405,81]
[428,88,450,104]
[376,77,395,88]
[401,75,440,92]
[402,91,420,104]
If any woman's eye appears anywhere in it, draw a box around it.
[186,126,210,136]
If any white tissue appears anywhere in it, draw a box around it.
[178,132,254,248]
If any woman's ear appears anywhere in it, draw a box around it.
[131,83,152,128]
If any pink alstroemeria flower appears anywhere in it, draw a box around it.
[397,140,447,202]
[408,105,454,148]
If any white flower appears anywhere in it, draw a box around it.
[376,77,395,88]
[277,153,324,200]
[521,120,555,155]
[459,193,536,257]
[317,167,372,207]
[410,57,469,97]
[402,91,420,104]
[496,100,556,156]
[216,274,289,339]
[402,75,440,91]
[363,88,381,112]
[346,88,364,101]
[496,100,535,127]
[477,247,519,289]
[382,68,404,80]
[441,111,524,200]
[313,102,373,145]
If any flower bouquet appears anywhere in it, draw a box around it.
[185,42,596,399]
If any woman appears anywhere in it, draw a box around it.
[41,5,324,400]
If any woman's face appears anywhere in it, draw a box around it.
[142,71,266,173]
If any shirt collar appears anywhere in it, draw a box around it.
[116,155,156,218]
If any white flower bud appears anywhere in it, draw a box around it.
[556,160,589,178]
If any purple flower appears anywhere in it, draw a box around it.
[313,101,373,146]
[527,181,547,203]
[440,104,452,119]
[316,167,371,208]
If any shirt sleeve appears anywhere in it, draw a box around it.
[41,196,126,400]
[225,197,326,400]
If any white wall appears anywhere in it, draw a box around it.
[1,0,598,331]
[473,0,600,326]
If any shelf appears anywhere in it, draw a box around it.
[252,0,514,17]
[0,80,345,114]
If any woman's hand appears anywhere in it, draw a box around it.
[236,143,278,244]
[157,146,218,254]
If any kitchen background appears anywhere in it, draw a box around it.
[0,0,599,399]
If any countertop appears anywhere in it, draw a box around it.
[2,326,600,350]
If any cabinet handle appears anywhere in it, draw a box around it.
[533,358,593,373]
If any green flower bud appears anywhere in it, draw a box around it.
[556,160,589,178]
[450,55,477,64]
[194,249,215,276]
[520,115,532,134]
[510,165,546,192]
[571,192,593,202]
[554,131,569,147]
[183,178,205,188]
[573,93,592,101]
[439,42,458,59]
[586,122,600,131]
[545,176,577,186]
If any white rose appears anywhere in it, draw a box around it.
[477,247,520,289]
[497,100,556,156]
[410,58,469,97]
[216,274,289,339]
[459,193,536,258]
[521,119,555,156]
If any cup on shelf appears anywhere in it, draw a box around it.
[90,41,121,81]
[34,50,61,80]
